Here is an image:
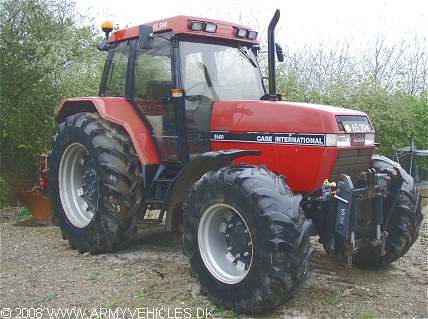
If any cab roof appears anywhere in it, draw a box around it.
[108,15,259,45]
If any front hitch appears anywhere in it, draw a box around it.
[301,168,403,267]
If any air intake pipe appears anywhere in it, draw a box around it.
[268,9,280,101]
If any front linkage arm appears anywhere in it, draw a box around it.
[301,168,403,267]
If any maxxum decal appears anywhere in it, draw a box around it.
[210,132,325,146]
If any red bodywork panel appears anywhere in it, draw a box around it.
[210,101,375,193]
[58,97,160,165]
[108,15,258,45]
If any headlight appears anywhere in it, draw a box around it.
[364,133,375,146]
[326,134,350,147]
[326,133,376,147]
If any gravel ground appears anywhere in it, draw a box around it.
[1,202,427,319]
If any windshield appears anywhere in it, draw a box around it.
[180,41,265,101]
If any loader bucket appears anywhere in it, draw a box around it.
[15,192,53,226]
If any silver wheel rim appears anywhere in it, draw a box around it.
[198,203,253,284]
[59,143,96,228]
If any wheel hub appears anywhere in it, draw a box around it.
[224,215,252,264]
[82,159,98,210]
[198,203,253,284]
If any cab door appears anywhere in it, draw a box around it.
[130,33,185,163]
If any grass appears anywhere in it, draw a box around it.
[312,287,343,307]
[419,230,428,241]
[110,301,120,308]
[313,288,325,301]
[212,306,239,318]
[87,271,100,281]
[224,310,239,318]
[14,207,31,221]
[359,310,376,318]
[328,298,342,306]
[45,291,56,301]
[145,210,158,219]
[121,271,134,277]
[137,291,147,298]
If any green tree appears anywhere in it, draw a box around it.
[0,0,104,206]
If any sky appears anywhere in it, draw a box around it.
[76,0,427,46]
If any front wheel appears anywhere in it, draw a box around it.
[182,165,314,313]
[48,113,143,254]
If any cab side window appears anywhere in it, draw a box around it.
[103,41,130,97]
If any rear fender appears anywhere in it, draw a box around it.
[164,150,261,231]
[56,97,160,165]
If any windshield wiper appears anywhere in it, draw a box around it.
[237,45,257,68]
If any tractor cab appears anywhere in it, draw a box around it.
[98,16,266,165]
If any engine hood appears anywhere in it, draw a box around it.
[210,100,373,134]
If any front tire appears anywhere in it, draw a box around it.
[182,165,314,313]
[49,113,143,254]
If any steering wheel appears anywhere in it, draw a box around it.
[185,81,206,101]
[186,81,207,94]
[185,81,218,101]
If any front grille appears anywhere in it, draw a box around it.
[330,149,373,183]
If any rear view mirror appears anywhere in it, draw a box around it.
[139,25,154,49]
[275,43,284,62]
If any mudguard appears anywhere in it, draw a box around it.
[163,150,260,231]
[55,97,160,165]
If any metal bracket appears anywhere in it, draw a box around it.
[333,174,354,260]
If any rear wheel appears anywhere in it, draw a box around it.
[49,113,143,254]
[353,155,423,267]
[182,165,314,313]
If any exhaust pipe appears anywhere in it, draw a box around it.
[268,9,280,101]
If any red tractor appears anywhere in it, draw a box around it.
[46,10,422,313]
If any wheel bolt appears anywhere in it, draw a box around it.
[235,253,240,258]
[224,234,230,238]
[228,224,233,228]
[244,252,249,257]
[236,221,241,226]
[227,246,233,251]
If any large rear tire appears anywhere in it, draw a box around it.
[48,113,143,254]
[353,155,423,267]
[182,165,314,313]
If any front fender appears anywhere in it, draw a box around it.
[164,149,260,231]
